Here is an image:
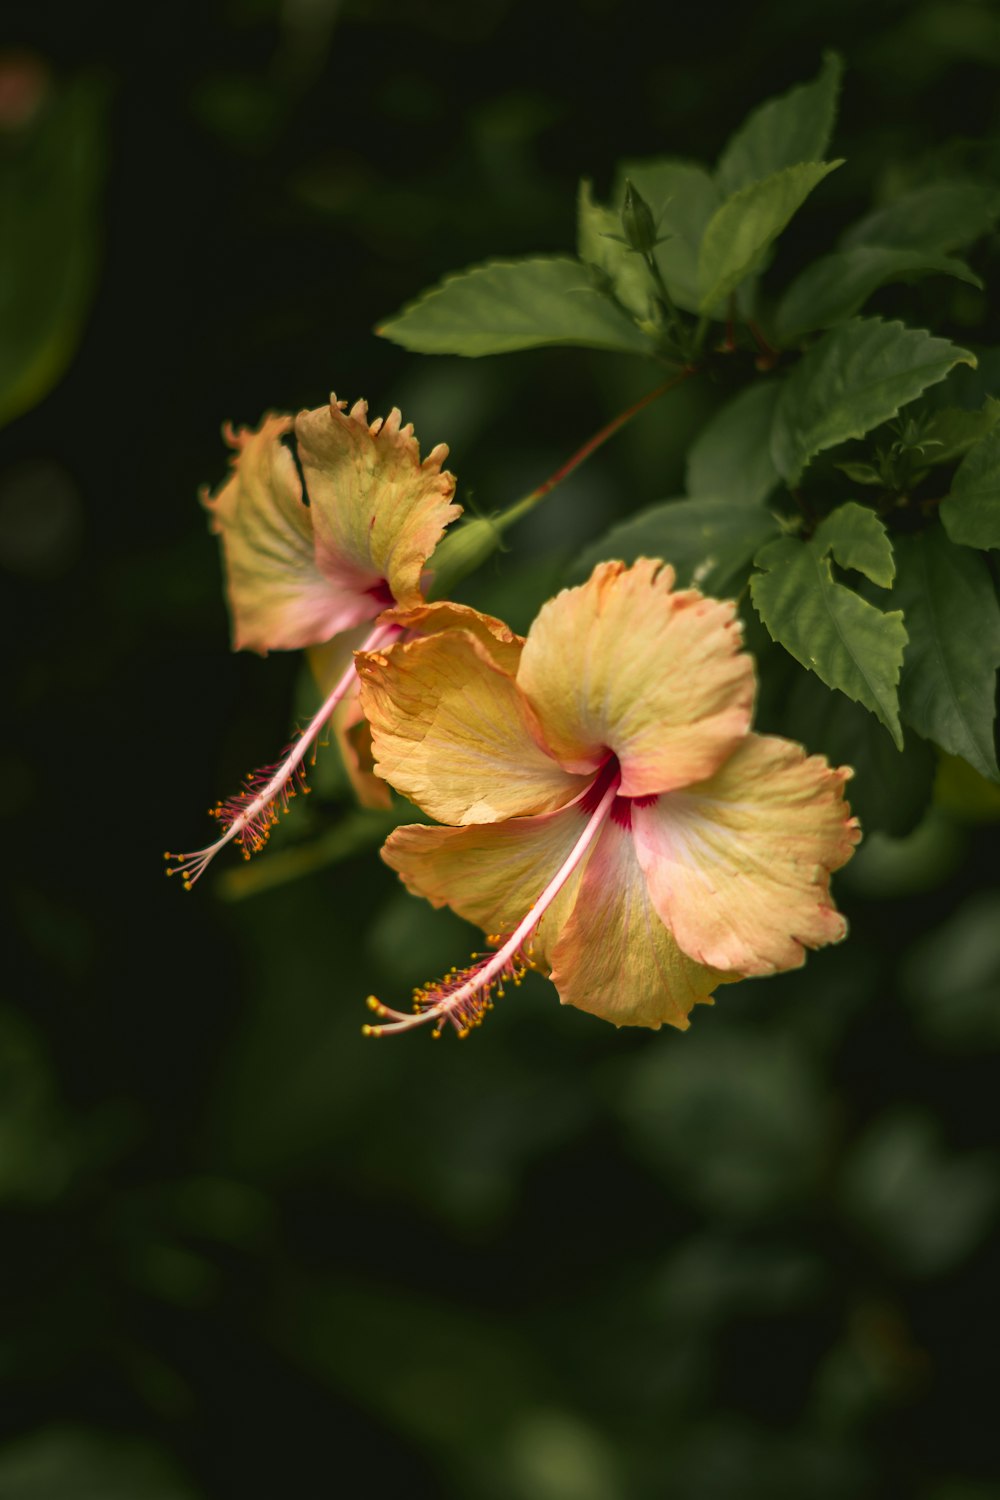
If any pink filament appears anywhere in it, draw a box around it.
[165,620,398,888]
[365,766,621,1037]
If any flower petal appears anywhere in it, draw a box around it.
[633,733,861,976]
[548,818,722,1029]
[517,559,755,794]
[203,415,366,654]
[333,700,392,811]
[385,599,524,675]
[383,805,590,962]
[357,628,587,824]
[308,631,392,811]
[295,397,461,611]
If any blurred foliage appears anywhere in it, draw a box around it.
[3,1,1000,1497]
[0,60,106,429]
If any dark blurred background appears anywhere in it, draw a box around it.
[3,1,1000,1496]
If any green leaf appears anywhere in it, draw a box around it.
[777,664,935,836]
[835,461,883,486]
[771,317,975,484]
[921,399,1000,467]
[686,382,782,506]
[941,425,1000,548]
[376,256,656,357]
[774,247,981,345]
[893,530,1000,780]
[923,348,1000,414]
[698,161,842,314]
[819,500,896,585]
[0,77,107,428]
[751,504,907,746]
[716,53,842,195]
[841,179,1000,255]
[576,179,654,325]
[615,157,720,314]
[570,497,781,596]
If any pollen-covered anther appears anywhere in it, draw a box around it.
[166,619,399,891]
[163,747,309,889]
[363,942,533,1039]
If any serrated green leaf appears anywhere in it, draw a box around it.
[923,349,1000,414]
[778,664,935,836]
[377,256,656,357]
[841,178,1000,254]
[685,382,782,506]
[894,530,1000,780]
[751,506,908,745]
[941,425,1000,548]
[818,501,896,585]
[921,399,1000,466]
[698,161,842,314]
[774,247,981,344]
[716,53,842,195]
[576,179,654,325]
[615,157,720,315]
[771,317,975,484]
[570,497,781,595]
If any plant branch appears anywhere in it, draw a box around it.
[497,366,700,534]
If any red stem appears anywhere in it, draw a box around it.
[527,366,699,506]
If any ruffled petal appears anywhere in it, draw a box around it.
[384,599,524,675]
[382,805,590,963]
[294,397,461,612]
[357,628,587,825]
[203,415,367,654]
[548,819,722,1030]
[517,559,755,795]
[632,733,861,976]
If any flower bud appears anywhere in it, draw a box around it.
[620,178,658,255]
[427,516,503,598]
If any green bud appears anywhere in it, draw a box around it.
[620,178,658,255]
[427,516,504,598]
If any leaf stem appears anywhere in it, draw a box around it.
[642,250,684,341]
[497,366,700,535]
[692,314,712,355]
[748,318,780,366]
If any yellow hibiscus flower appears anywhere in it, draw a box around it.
[166,396,459,886]
[357,559,861,1036]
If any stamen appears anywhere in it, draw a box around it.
[165,620,398,889]
[363,766,621,1038]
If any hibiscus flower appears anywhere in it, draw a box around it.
[165,396,460,886]
[356,559,860,1035]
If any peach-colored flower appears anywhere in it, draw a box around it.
[165,396,460,886]
[356,559,860,1035]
